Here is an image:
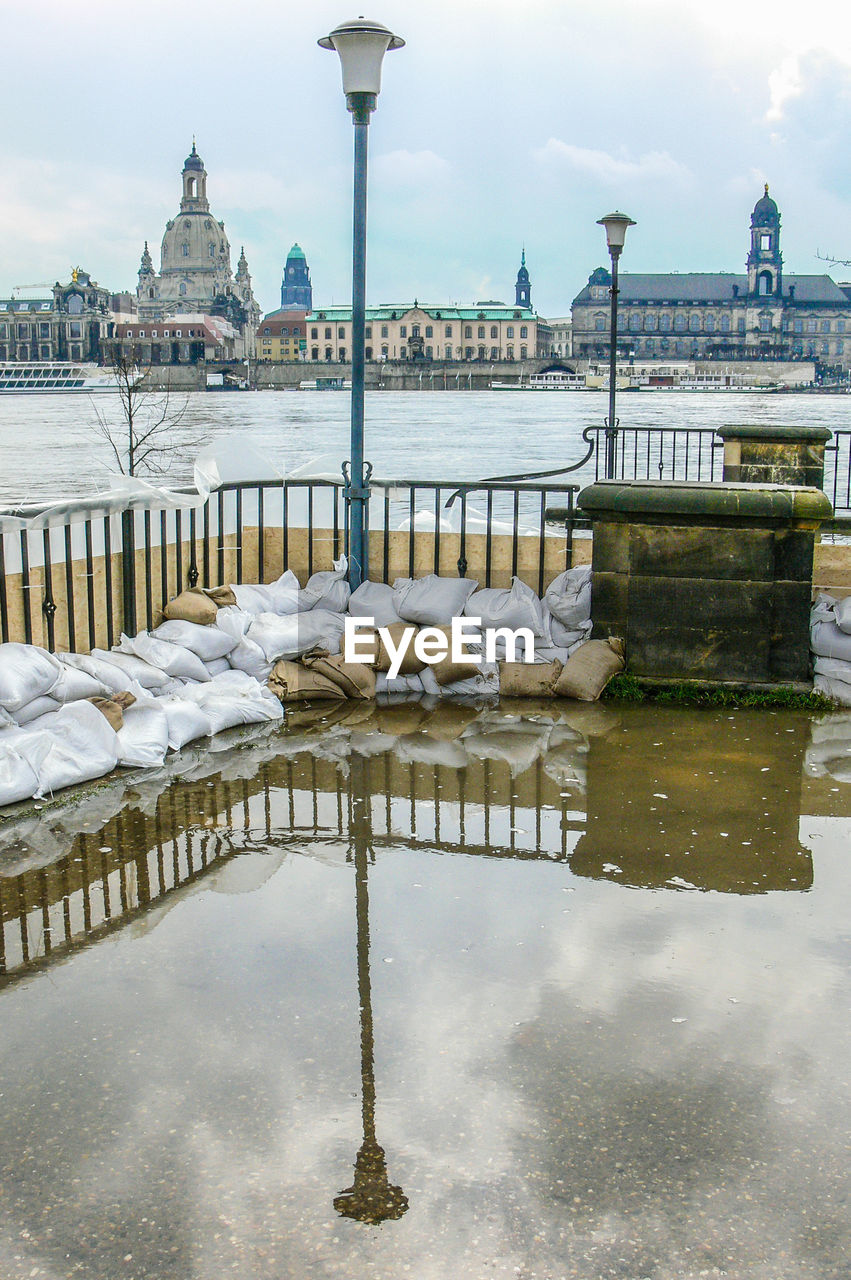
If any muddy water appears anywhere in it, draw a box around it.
[0,702,849,1279]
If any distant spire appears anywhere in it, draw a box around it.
[139,241,153,274]
[765,182,769,196]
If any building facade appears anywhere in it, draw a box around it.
[0,270,112,364]
[571,188,851,372]
[305,302,541,363]
[135,144,261,357]
[256,310,308,362]
[280,245,312,311]
[114,314,240,366]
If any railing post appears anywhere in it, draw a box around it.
[121,507,137,638]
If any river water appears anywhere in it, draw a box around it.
[0,700,849,1279]
[2,389,851,503]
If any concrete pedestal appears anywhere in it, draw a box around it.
[578,480,832,685]
[719,423,830,489]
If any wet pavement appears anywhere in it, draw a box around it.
[0,700,849,1279]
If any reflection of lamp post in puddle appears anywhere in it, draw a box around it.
[334,754,408,1224]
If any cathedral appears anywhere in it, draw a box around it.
[136,143,260,355]
[571,187,851,371]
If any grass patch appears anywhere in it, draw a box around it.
[603,673,834,712]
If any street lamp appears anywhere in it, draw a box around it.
[319,17,405,589]
[597,211,636,479]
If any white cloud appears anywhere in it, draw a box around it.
[766,54,803,121]
[372,148,450,186]
[533,138,691,185]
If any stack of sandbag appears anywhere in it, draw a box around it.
[810,594,851,705]
[804,714,851,782]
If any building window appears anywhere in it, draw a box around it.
[311,347,318,360]
[660,314,671,332]
[721,314,731,333]
[282,327,289,336]
[425,325,433,338]
[645,314,657,331]
[445,345,452,359]
[807,318,817,334]
[412,325,420,338]
[337,327,345,339]
[759,314,772,333]
[688,314,701,332]
[477,346,486,359]
[465,346,473,360]
[400,325,407,337]
[381,325,389,338]
[69,322,82,338]
[264,327,271,335]
[40,345,50,359]
[737,317,746,333]
[478,326,485,339]
[674,314,686,332]
[39,323,50,338]
[17,323,29,338]
[382,345,389,357]
[179,283,187,296]
[464,326,472,339]
[490,325,498,339]
[506,346,514,360]
[822,320,831,333]
[629,313,641,331]
[520,326,528,339]
[365,326,372,338]
[520,345,527,359]
[794,318,803,334]
[209,243,216,257]
[594,316,606,332]
[490,346,499,359]
[325,328,332,339]
[506,325,514,338]
[139,330,146,339]
[760,233,771,250]
[445,325,452,338]
[325,348,332,360]
[311,327,318,339]
[705,315,715,333]
[182,243,189,257]
[400,347,406,359]
[426,346,433,358]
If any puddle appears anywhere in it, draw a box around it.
[0,702,849,1278]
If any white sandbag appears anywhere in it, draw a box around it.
[545,565,592,629]
[811,593,838,624]
[15,702,119,799]
[549,616,593,650]
[231,570,300,616]
[188,683,283,735]
[810,620,851,664]
[13,695,60,726]
[0,744,40,806]
[49,664,110,703]
[158,698,214,750]
[0,643,62,712]
[374,671,425,695]
[348,580,403,627]
[438,661,500,701]
[115,703,171,768]
[116,632,211,683]
[394,575,479,626]
[485,629,560,664]
[299,557,351,613]
[58,652,136,696]
[152,618,238,660]
[835,596,851,635]
[215,606,253,640]
[809,715,851,744]
[227,635,274,681]
[394,735,469,768]
[464,577,549,639]
[204,656,231,676]
[248,609,346,662]
[91,648,175,691]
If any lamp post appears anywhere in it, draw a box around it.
[320,18,405,589]
[597,211,636,480]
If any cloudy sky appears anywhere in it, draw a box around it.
[3,0,851,317]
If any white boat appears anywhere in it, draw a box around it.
[0,362,116,394]
[299,376,352,390]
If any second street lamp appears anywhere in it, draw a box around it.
[319,18,405,589]
[597,211,636,480]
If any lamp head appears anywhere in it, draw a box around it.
[319,17,405,101]
[597,211,636,253]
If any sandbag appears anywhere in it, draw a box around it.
[158,697,213,750]
[248,610,347,663]
[301,651,376,700]
[153,618,238,660]
[215,606,253,640]
[0,643,62,712]
[91,648,174,691]
[299,558,351,613]
[554,637,625,701]
[88,697,126,732]
[268,660,346,702]
[162,587,218,626]
[58,652,136,696]
[835,596,851,635]
[437,663,500,701]
[50,665,111,703]
[374,671,425,695]
[13,695,61,725]
[190,689,283,734]
[116,632,211,683]
[15,702,119,799]
[231,570,300,616]
[464,577,548,639]
[499,661,563,697]
[422,625,482,687]
[204,585,238,608]
[226,636,274,682]
[811,619,851,663]
[394,574,479,626]
[545,566,592,629]
[204,656,232,676]
[356,622,425,675]
[115,703,170,768]
[348,580,403,627]
[0,744,40,807]
[548,616,593,651]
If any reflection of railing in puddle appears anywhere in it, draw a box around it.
[0,701,822,984]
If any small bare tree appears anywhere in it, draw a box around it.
[91,348,206,479]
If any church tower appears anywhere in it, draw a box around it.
[515,249,531,308]
[180,141,210,213]
[747,184,782,297]
[281,244,312,310]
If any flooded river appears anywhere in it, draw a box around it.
[0,700,849,1278]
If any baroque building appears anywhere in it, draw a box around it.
[280,244,312,311]
[0,269,111,364]
[571,187,851,371]
[256,310,308,362]
[135,144,261,357]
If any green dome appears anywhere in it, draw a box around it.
[287,243,306,261]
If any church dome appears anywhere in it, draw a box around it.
[751,183,779,227]
[287,243,306,261]
[184,141,204,172]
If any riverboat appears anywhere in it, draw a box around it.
[299,376,352,390]
[0,362,115,394]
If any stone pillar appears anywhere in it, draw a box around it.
[578,480,832,686]
[718,423,831,489]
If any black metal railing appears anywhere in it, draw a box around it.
[824,430,851,516]
[585,425,724,484]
